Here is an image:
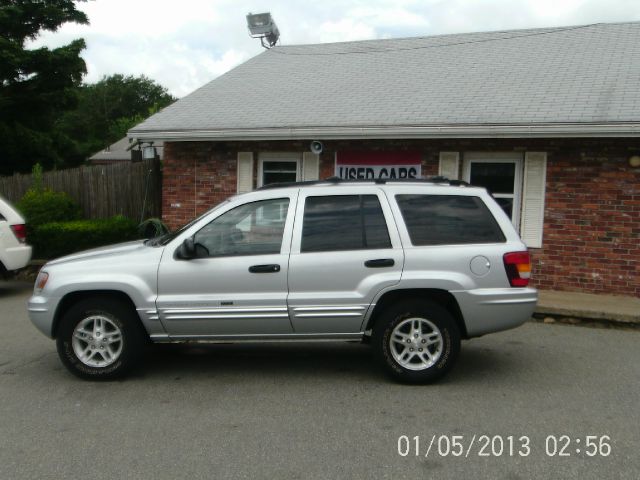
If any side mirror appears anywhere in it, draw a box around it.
[178,237,196,259]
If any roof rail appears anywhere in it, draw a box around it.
[257,176,470,190]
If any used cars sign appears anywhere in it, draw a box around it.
[335,151,422,180]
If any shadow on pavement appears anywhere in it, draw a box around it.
[0,280,33,298]
[138,342,378,381]
[131,340,523,385]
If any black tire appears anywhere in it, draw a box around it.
[373,299,461,384]
[56,297,146,380]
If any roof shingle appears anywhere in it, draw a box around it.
[130,22,640,138]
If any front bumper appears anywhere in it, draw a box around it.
[453,287,538,338]
[27,295,59,338]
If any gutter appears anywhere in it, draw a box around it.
[129,122,640,142]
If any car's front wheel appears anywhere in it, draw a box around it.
[56,297,146,380]
[373,299,461,383]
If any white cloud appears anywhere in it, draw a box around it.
[347,5,430,29]
[317,19,376,43]
[27,0,640,97]
[529,0,592,20]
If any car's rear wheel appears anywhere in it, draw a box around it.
[373,299,460,383]
[56,297,145,380]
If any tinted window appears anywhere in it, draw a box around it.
[362,195,392,249]
[396,195,505,245]
[301,195,391,252]
[194,198,289,256]
[469,163,516,194]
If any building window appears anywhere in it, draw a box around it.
[462,153,523,230]
[258,153,301,187]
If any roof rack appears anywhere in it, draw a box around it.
[257,176,470,190]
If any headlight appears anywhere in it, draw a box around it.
[34,271,49,294]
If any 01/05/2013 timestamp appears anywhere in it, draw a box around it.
[397,435,612,458]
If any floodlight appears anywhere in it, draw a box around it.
[142,144,157,160]
[246,12,280,48]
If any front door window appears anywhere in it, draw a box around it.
[194,198,289,257]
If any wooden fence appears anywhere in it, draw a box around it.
[0,159,161,221]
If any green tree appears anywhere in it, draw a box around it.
[56,74,176,166]
[108,102,165,141]
[0,0,88,174]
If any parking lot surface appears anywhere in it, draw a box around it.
[1,281,638,479]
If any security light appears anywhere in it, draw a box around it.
[142,144,157,160]
[246,12,280,48]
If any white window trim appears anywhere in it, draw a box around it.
[520,152,547,248]
[462,152,524,231]
[302,152,320,181]
[438,152,460,180]
[257,152,302,187]
[236,152,254,194]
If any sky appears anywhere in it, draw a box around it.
[30,0,640,98]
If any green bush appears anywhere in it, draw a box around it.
[138,217,169,239]
[29,216,140,259]
[17,188,82,227]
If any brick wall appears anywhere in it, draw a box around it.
[532,147,640,296]
[162,142,238,229]
[163,139,441,228]
[162,138,640,296]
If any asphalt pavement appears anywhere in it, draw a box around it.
[1,280,638,480]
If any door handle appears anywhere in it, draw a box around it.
[248,264,281,273]
[364,258,395,268]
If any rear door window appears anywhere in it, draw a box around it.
[301,195,392,252]
[395,194,505,245]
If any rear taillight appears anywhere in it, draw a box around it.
[503,251,531,287]
[10,224,27,244]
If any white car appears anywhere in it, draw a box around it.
[0,195,32,276]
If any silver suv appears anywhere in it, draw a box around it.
[28,179,537,382]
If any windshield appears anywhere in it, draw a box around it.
[146,200,231,246]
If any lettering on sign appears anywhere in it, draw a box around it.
[336,166,420,180]
[335,151,422,180]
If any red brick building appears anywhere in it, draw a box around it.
[131,23,640,297]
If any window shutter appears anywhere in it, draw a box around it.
[438,152,460,179]
[520,152,547,248]
[302,152,320,181]
[237,152,254,193]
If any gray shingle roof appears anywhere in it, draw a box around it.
[130,22,640,139]
[89,137,135,161]
[89,137,164,161]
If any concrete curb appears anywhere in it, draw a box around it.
[535,290,640,328]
